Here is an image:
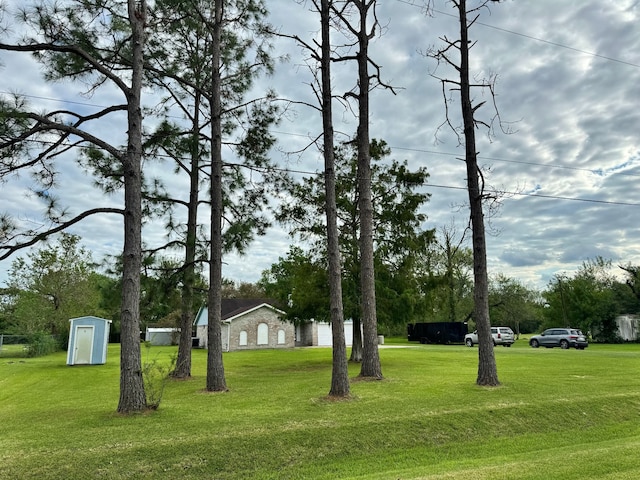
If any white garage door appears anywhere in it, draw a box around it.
[317,321,354,346]
[317,323,333,346]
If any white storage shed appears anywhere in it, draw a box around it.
[145,327,179,346]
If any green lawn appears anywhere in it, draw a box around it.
[0,343,27,358]
[1,340,639,479]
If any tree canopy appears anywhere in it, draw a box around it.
[1,234,106,337]
[270,140,433,336]
[543,257,638,342]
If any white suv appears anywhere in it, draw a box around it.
[465,327,515,347]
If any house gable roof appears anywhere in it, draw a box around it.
[194,299,285,326]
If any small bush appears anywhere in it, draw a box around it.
[142,342,176,410]
[25,333,59,357]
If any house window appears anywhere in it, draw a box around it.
[239,330,248,346]
[257,323,268,345]
[277,329,286,345]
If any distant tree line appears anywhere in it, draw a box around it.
[542,258,640,342]
[5,235,637,350]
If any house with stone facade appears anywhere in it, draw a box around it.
[194,299,293,352]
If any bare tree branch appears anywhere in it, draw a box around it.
[0,207,123,261]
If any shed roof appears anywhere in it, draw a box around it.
[69,316,112,324]
[146,327,179,333]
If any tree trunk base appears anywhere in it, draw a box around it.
[476,378,501,387]
[354,373,383,382]
[349,350,362,362]
[202,387,229,394]
[324,393,353,401]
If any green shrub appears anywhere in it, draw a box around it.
[25,333,59,357]
[142,342,176,410]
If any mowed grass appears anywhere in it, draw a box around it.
[1,340,639,479]
[0,344,28,358]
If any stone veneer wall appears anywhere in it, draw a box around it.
[196,306,295,352]
[227,307,295,351]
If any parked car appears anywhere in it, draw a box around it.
[465,327,515,347]
[529,328,588,349]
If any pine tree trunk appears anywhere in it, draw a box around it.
[355,0,381,380]
[117,0,148,413]
[349,317,363,362]
[174,264,194,378]
[458,0,499,387]
[173,93,202,379]
[321,0,350,398]
[206,0,228,392]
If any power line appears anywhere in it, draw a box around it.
[426,183,640,207]
[2,97,635,181]
[396,0,640,69]
[474,23,640,69]
[6,135,639,207]
[3,97,639,208]
[2,1,639,209]
[0,92,110,109]
[390,145,640,178]
[271,130,640,179]
[2,107,638,207]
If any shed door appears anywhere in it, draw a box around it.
[74,326,94,364]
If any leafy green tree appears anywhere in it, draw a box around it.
[101,255,208,339]
[142,0,280,254]
[488,274,544,336]
[152,0,277,386]
[0,288,11,332]
[74,0,279,380]
[260,247,329,324]
[543,258,619,341]
[374,259,427,335]
[0,0,148,413]
[221,280,267,299]
[418,224,474,325]
[276,140,433,353]
[0,0,149,413]
[611,277,640,316]
[3,234,103,338]
[139,258,200,329]
[619,264,640,309]
[90,272,122,339]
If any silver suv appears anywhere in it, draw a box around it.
[529,328,588,350]
[465,327,515,347]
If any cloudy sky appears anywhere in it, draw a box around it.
[1,0,639,291]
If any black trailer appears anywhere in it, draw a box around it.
[407,322,467,345]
